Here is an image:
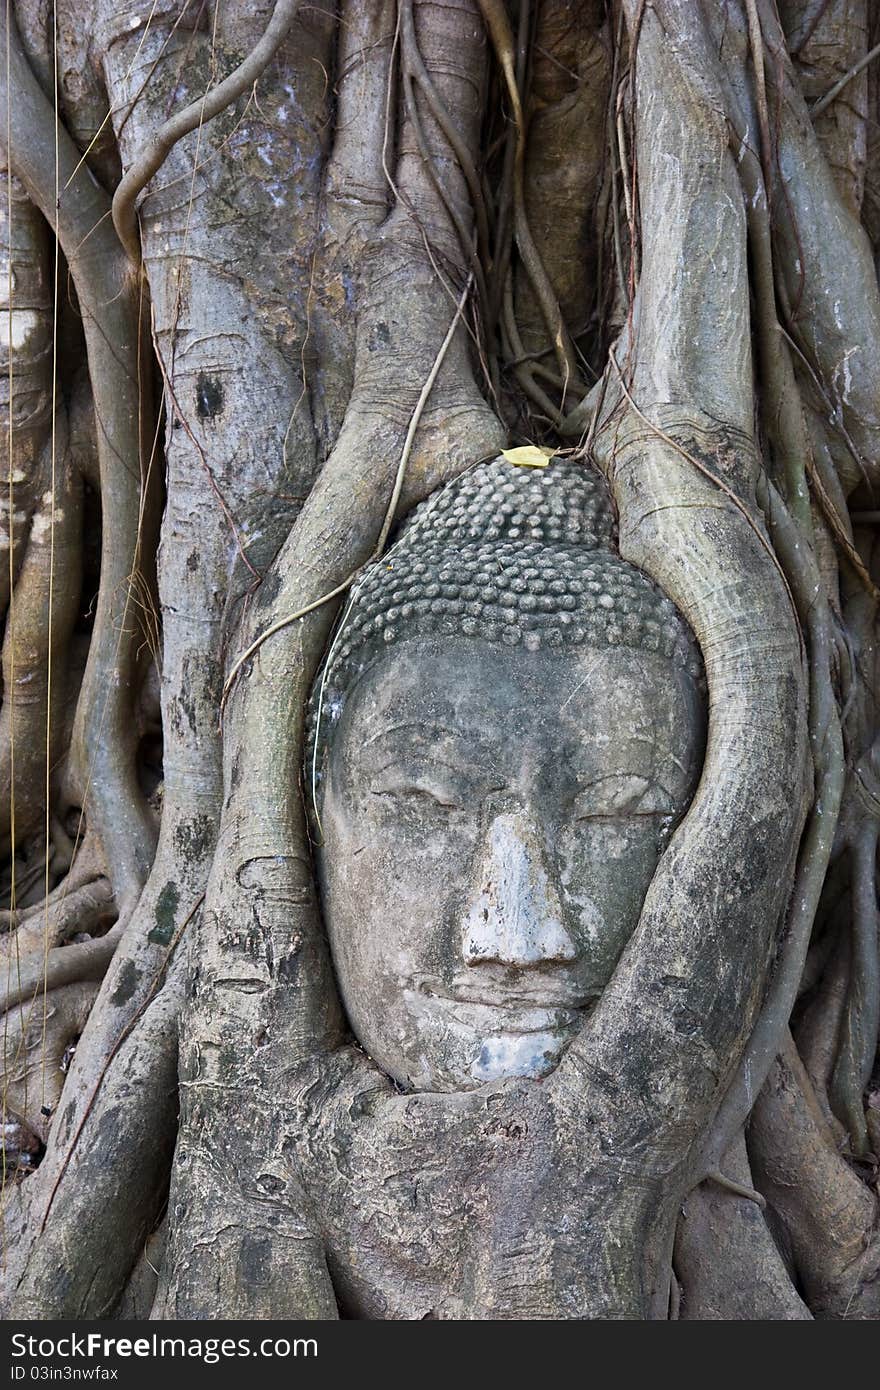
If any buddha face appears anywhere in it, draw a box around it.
[316,636,703,1092]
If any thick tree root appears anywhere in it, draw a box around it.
[749,1030,880,1319]
[3,948,185,1318]
[0,0,878,1322]
[675,1133,811,1319]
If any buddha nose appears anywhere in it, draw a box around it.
[461,810,577,968]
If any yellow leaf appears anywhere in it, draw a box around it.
[500,445,557,469]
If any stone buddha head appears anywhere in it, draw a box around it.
[307,457,705,1093]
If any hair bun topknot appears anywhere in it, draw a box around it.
[305,456,703,788]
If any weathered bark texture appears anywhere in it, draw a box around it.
[0,0,878,1321]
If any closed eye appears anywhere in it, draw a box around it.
[370,781,462,810]
[572,774,675,820]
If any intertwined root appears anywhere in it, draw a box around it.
[0,0,878,1320]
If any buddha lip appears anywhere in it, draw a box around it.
[413,983,590,1029]
[445,990,586,1010]
[440,978,592,1010]
[438,999,581,1035]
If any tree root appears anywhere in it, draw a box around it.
[513,1,608,378]
[1,866,113,948]
[0,0,877,1324]
[1,920,120,1019]
[675,1132,811,1319]
[0,163,53,616]
[0,429,83,853]
[830,822,879,1152]
[587,0,811,1315]
[159,0,505,1318]
[693,477,843,1179]
[0,6,159,916]
[476,0,585,406]
[796,926,851,1138]
[111,0,303,265]
[2,979,100,1141]
[4,949,185,1318]
[749,1029,880,1319]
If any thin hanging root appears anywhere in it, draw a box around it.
[811,38,880,119]
[705,1168,766,1208]
[400,69,488,335]
[512,0,610,367]
[789,0,835,58]
[803,445,880,602]
[475,0,584,403]
[730,36,879,599]
[501,270,568,422]
[112,0,302,264]
[604,5,628,324]
[400,0,490,270]
[485,1,523,337]
[744,0,773,198]
[615,98,637,278]
[722,105,812,531]
[782,323,873,504]
[751,0,880,498]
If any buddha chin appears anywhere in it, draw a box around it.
[405,982,592,1087]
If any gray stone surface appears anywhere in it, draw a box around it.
[311,458,705,1091]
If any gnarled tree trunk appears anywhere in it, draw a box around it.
[0,0,877,1320]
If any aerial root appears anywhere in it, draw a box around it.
[705,1168,767,1208]
[477,0,586,414]
[112,0,303,265]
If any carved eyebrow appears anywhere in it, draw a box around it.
[362,722,462,747]
[571,771,683,807]
[361,723,498,757]
[360,727,504,784]
[566,722,687,764]
[574,770,649,787]
[369,757,479,781]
